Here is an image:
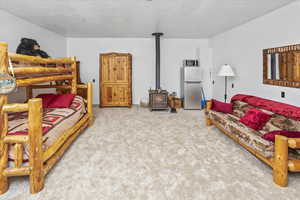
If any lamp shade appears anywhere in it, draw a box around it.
[217,64,235,77]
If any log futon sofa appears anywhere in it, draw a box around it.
[0,42,93,194]
[206,94,300,187]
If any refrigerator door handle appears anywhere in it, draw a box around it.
[184,81,202,84]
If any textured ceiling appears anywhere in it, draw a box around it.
[0,0,296,38]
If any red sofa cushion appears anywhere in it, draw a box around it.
[211,99,233,114]
[231,94,300,121]
[47,94,76,108]
[262,130,300,142]
[240,108,272,130]
[36,94,56,108]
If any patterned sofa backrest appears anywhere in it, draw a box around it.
[232,100,300,134]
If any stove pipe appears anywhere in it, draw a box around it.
[152,32,163,90]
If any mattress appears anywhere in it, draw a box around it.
[7,95,87,161]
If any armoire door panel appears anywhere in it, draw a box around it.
[102,85,114,106]
[101,55,115,83]
[116,85,130,106]
[108,56,116,82]
[112,87,120,105]
[114,56,128,83]
[101,84,130,106]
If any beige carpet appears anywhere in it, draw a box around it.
[1,106,300,200]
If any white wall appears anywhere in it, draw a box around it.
[0,9,66,57]
[67,38,212,105]
[0,9,66,103]
[211,1,300,106]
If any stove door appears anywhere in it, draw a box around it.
[149,93,168,110]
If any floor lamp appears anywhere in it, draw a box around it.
[218,64,235,103]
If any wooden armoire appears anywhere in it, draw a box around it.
[100,53,132,107]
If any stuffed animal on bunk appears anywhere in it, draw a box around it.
[16,38,50,58]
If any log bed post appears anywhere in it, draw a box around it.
[71,57,77,94]
[273,135,288,187]
[206,100,213,126]
[26,86,33,100]
[0,42,9,194]
[28,98,44,193]
[0,99,8,194]
[87,82,93,126]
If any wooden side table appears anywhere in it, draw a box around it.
[168,96,183,109]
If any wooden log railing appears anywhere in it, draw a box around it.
[3,103,29,113]
[3,167,31,177]
[29,84,71,89]
[13,67,73,75]
[8,51,76,87]
[0,98,44,193]
[3,135,29,144]
[0,42,78,91]
[17,75,74,87]
[9,53,75,65]
[0,42,79,95]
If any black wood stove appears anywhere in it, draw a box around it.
[149,32,169,111]
[149,89,168,111]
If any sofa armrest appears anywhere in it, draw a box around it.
[206,100,213,126]
[206,100,212,112]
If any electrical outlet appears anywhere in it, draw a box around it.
[281,91,285,98]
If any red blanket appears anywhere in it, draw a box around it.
[231,94,300,121]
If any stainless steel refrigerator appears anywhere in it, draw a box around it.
[181,66,202,110]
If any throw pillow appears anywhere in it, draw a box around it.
[240,108,272,130]
[211,99,233,114]
[262,130,300,142]
[36,93,56,108]
[47,94,76,108]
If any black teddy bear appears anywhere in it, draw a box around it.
[16,38,50,58]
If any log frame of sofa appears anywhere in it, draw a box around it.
[0,42,94,194]
[206,100,300,187]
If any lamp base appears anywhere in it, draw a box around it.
[224,76,228,103]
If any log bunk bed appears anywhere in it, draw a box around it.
[0,42,93,194]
